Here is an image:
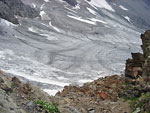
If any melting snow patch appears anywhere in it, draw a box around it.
[67,15,96,25]
[72,4,80,10]
[43,89,62,96]
[79,79,93,84]
[124,16,130,22]
[28,26,38,33]
[40,4,45,10]
[119,5,128,11]
[87,7,96,15]
[32,3,36,8]
[40,11,50,20]
[49,22,60,32]
[44,0,50,2]
[65,6,77,13]
[90,18,107,24]
[0,19,16,27]
[87,0,115,12]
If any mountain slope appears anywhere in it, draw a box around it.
[0,0,150,95]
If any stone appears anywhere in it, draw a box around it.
[12,77,21,87]
[132,67,142,77]
[65,105,81,113]
[125,53,144,79]
[99,92,109,100]
[88,108,95,113]
[0,83,12,92]
[26,101,36,111]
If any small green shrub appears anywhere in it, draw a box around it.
[129,92,150,113]
[35,99,60,113]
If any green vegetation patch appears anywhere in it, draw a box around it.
[35,99,60,113]
[129,92,150,113]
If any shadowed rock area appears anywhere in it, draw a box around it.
[0,0,38,24]
[63,0,77,6]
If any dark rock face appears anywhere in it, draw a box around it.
[141,30,150,77]
[0,1,19,24]
[141,30,150,59]
[125,30,150,78]
[63,0,77,6]
[125,53,144,79]
[0,0,38,24]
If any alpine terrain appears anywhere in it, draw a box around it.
[0,0,150,95]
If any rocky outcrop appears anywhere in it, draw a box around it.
[56,75,131,113]
[0,70,131,113]
[141,30,150,77]
[63,0,77,6]
[0,0,38,24]
[0,70,51,113]
[125,30,150,78]
[125,53,144,79]
[0,1,19,24]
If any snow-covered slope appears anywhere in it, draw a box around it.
[0,0,150,95]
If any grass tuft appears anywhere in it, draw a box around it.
[35,99,60,113]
